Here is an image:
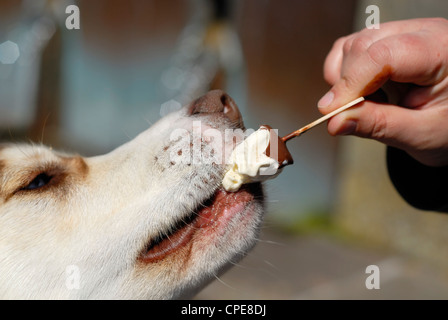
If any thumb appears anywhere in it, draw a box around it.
[327,100,422,149]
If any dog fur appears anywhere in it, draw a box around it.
[0,91,265,299]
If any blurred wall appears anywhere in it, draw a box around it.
[235,0,357,219]
[334,0,448,269]
[59,0,191,154]
[0,0,358,221]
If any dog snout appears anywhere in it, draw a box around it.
[188,90,243,127]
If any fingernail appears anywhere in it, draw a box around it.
[337,119,357,135]
[318,91,334,109]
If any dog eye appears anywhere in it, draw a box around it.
[23,173,53,191]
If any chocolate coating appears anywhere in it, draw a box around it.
[260,125,294,168]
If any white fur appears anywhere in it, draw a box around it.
[0,105,264,299]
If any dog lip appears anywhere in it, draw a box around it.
[194,188,254,228]
[139,186,258,264]
[139,221,196,264]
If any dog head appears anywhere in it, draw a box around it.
[0,90,265,299]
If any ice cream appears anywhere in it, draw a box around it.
[221,97,366,192]
[222,125,293,192]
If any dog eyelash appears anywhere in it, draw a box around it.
[21,173,53,191]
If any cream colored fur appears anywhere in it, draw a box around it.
[0,104,264,299]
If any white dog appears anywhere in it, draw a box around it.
[0,90,265,299]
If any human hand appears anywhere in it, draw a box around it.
[319,18,448,167]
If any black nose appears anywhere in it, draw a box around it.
[188,90,243,127]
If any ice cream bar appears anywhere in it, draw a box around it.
[260,125,293,168]
[222,126,293,192]
[222,97,365,192]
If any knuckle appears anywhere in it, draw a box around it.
[350,36,373,54]
[334,35,349,49]
[340,73,358,92]
[366,40,392,67]
[369,108,388,141]
[342,33,376,57]
[342,37,354,55]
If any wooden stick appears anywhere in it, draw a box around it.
[282,97,365,142]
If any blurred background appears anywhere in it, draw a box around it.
[2,0,448,299]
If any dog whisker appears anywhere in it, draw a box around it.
[39,112,52,145]
[142,116,154,127]
[255,238,287,247]
[263,259,282,273]
[213,273,237,291]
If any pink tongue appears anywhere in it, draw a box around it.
[195,189,252,228]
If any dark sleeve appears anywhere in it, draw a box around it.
[387,146,448,213]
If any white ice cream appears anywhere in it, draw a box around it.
[222,127,281,192]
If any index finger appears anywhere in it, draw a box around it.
[323,19,430,87]
[320,21,448,113]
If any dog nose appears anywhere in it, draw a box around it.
[188,90,243,126]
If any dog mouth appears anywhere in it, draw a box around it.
[139,184,261,264]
